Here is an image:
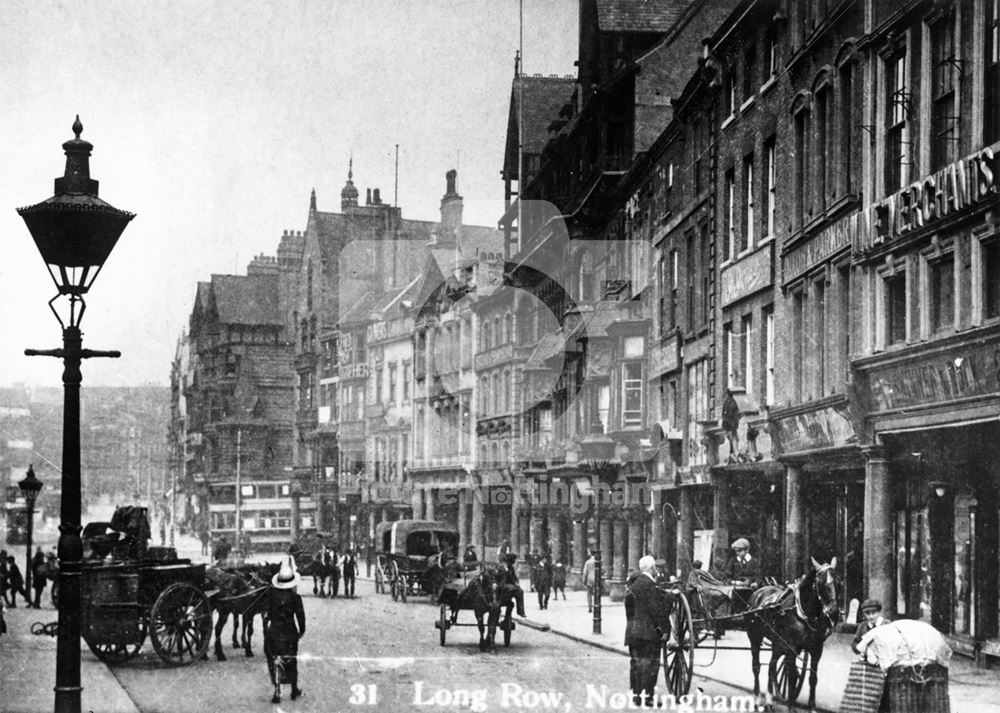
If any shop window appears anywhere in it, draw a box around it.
[987,0,1000,144]
[725,168,736,260]
[930,13,958,170]
[622,361,643,428]
[812,278,826,398]
[952,492,976,636]
[763,307,775,405]
[885,271,908,345]
[792,289,806,402]
[743,154,755,251]
[742,44,756,100]
[885,52,908,194]
[985,240,1000,320]
[929,254,955,333]
[794,108,810,227]
[816,85,830,209]
[763,137,776,239]
[840,60,857,195]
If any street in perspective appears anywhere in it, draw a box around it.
[4,1,1000,712]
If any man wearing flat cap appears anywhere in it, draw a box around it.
[852,598,889,654]
[720,538,760,585]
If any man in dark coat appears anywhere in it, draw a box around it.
[534,554,553,610]
[342,550,357,598]
[30,548,47,608]
[500,553,526,617]
[0,549,10,606]
[463,545,479,567]
[552,559,567,600]
[624,555,672,707]
[5,557,28,608]
[719,538,760,585]
[326,548,341,597]
[264,556,306,703]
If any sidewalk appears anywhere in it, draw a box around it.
[506,585,999,712]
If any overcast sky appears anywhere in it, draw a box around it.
[0,1,578,388]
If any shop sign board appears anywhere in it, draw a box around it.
[648,335,680,379]
[783,211,866,282]
[859,142,999,249]
[868,341,1000,412]
[721,243,772,306]
[771,404,856,454]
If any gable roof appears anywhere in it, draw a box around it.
[508,75,577,163]
[596,0,690,33]
[210,273,282,326]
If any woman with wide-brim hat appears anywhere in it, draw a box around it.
[264,556,306,703]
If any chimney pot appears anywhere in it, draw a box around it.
[373,188,381,204]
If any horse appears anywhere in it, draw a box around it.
[745,557,840,709]
[206,563,279,661]
[298,552,339,597]
[455,564,512,652]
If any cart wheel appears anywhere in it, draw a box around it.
[50,580,59,609]
[390,561,400,601]
[149,582,213,666]
[662,590,695,697]
[771,650,808,703]
[85,618,147,664]
[398,574,408,603]
[503,613,513,647]
[439,603,448,646]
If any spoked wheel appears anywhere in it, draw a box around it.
[662,590,695,697]
[771,650,808,703]
[85,617,147,664]
[438,603,449,646]
[149,582,213,666]
[390,562,400,601]
[398,573,408,603]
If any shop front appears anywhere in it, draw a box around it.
[857,331,1000,664]
[770,397,865,607]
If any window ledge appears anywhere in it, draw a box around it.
[721,113,736,131]
[760,75,778,96]
[739,96,756,113]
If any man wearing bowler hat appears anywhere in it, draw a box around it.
[852,598,890,654]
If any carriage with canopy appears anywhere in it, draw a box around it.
[373,520,462,601]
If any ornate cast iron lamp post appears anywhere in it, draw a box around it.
[19,117,134,713]
[18,465,43,595]
[580,419,616,635]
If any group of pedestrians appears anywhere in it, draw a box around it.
[0,547,55,609]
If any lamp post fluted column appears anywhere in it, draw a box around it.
[19,117,134,713]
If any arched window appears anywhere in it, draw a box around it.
[479,377,488,415]
[502,370,511,412]
[490,442,499,466]
[493,316,502,346]
[483,321,491,351]
[479,444,488,466]
[501,440,510,466]
[491,373,500,414]
[504,313,512,343]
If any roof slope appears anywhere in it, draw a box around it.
[210,273,282,326]
[596,0,691,32]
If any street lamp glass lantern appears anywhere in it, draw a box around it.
[17,116,134,307]
[18,465,43,510]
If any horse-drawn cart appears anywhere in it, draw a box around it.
[654,558,839,708]
[374,520,460,602]
[77,506,214,666]
[435,565,515,651]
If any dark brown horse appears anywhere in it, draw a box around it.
[746,557,840,709]
[206,563,279,661]
[456,564,510,652]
